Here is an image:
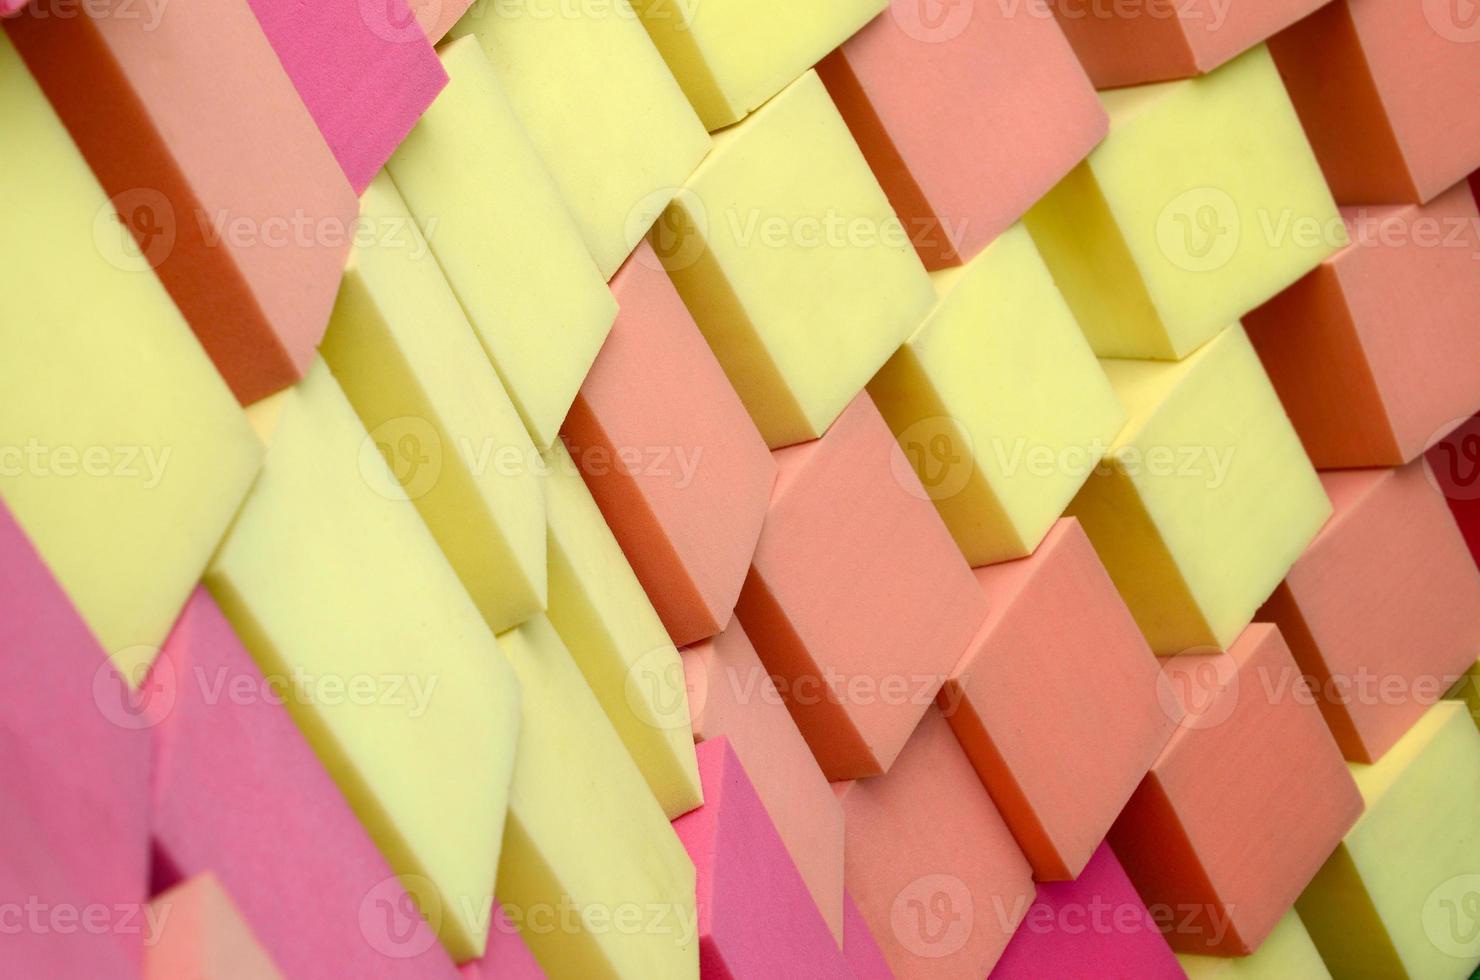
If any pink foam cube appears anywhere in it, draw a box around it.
[565,241,777,647]
[1246,180,1480,467]
[144,874,283,979]
[817,0,1105,268]
[683,617,845,942]
[672,738,851,979]
[149,588,457,979]
[1269,0,1480,204]
[246,0,447,193]
[942,519,1178,881]
[835,706,1034,979]
[842,893,894,980]
[0,500,150,968]
[990,844,1183,979]
[1258,461,1480,762]
[736,392,988,780]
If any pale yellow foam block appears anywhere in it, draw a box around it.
[1025,44,1343,360]
[321,172,546,635]
[630,0,883,130]
[869,223,1126,566]
[1068,324,1330,654]
[542,441,702,818]
[1179,910,1330,979]
[1297,701,1480,980]
[206,360,519,963]
[658,69,936,449]
[386,36,617,449]
[495,613,697,978]
[449,0,710,279]
[0,33,262,683]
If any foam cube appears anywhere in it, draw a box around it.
[0,500,150,966]
[386,37,617,449]
[1297,701,1480,979]
[868,226,1126,565]
[1052,0,1329,88]
[457,903,546,980]
[1258,461,1480,762]
[321,172,546,635]
[150,588,457,979]
[206,361,519,963]
[672,739,851,979]
[1067,324,1331,655]
[1245,182,1480,467]
[1109,625,1363,954]
[657,69,936,449]
[630,0,883,130]
[4,0,358,404]
[842,893,894,980]
[1428,411,1480,566]
[942,519,1178,880]
[0,32,261,679]
[990,844,1183,979]
[409,0,473,41]
[143,875,283,980]
[836,705,1035,978]
[245,0,446,194]
[494,614,697,978]
[1025,45,1343,360]
[564,241,776,647]
[1269,0,1480,204]
[816,0,1106,268]
[449,0,710,277]
[542,440,703,818]
[736,393,988,779]
[683,618,845,943]
[1177,910,1330,979]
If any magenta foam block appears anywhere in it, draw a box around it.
[990,844,1183,979]
[672,738,852,980]
[0,499,150,970]
[149,588,458,979]
[843,893,895,980]
[246,0,447,194]
[457,903,546,980]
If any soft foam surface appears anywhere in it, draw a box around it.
[143,874,283,979]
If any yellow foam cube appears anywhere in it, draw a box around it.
[206,360,520,962]
[1179,910,1331,979]
[495,613,697,978]
[1447,659,1480,732]
[1067,324,1330,654]
[320,173,546,635]
[386,36,617,449]
[868,223,1126,566]
[1297,701,1480,980]
[1025,44,1343,360]
[448,0,711,279]
[658,69,936,449]
[0,33,261,681]
[542,441,702,818]
[630,0,883,130]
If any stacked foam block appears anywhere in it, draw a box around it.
[1,0,1476,975]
